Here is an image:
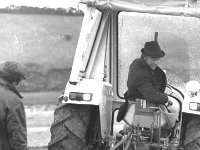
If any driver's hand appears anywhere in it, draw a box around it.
[166,98,173,107]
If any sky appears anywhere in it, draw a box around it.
[0,0,80,8]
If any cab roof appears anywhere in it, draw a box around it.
[81,0,188,7]
[80,0,200,17]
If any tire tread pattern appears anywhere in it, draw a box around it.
[184,117,200,150]
[48,104,90,150]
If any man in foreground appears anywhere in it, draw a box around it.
[0,61,28,150]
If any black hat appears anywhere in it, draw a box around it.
[141,41,165,58]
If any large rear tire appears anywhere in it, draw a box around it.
[48,104,91,150]
[184,117,200,150]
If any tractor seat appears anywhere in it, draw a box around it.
[123,99,178,129]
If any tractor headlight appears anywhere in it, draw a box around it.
[189,102,200,111]
[186,81,200,97]
[69,92,93,101]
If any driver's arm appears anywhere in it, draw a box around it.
[137,78,168,104]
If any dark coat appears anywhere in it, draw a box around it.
[127,58,168,104]
[0,79,28,150]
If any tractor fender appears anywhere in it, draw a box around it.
[62,79,114,139]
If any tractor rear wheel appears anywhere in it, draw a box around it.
[48,104,91,150]
[184,116,200,150]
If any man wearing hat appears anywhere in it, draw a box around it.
[126,41,171,105]
[0,61,28,150]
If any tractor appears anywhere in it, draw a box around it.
[48,0,200,149]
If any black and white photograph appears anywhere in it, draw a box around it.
[1,0,200,150]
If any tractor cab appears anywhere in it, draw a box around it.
[49,1,200,150]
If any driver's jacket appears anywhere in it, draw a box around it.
[0,78,28,150]
[127,58,168,104]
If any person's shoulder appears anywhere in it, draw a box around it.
[132,58,142,63]
[155,66,166,74]
[129,59,150,77]
[130,58,142,66]
[131,58,147,69]
[0,86,21,107]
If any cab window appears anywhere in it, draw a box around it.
[118,12,200,97]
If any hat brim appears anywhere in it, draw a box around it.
[141,48,165,58]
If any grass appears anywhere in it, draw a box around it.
[0,13,83,92]
[21,91,62,106]
[0,14,83,69]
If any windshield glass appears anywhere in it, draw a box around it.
[118,12,200,97]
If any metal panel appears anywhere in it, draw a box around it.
[69,7,102,83]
